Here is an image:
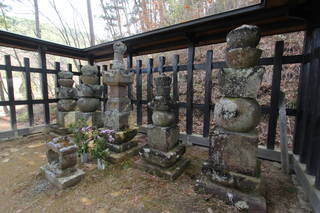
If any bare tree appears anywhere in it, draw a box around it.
[87,0,95,46]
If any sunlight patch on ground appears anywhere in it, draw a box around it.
[27,143,43,149]
[80,197,94,206]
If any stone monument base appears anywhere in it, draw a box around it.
[57,111,77,128]
[195,175,266,212]
[77,111,104,128]
[105,140,138,153]
[135,157,190,181]
[106,143,144,164]
[41,165,85,189]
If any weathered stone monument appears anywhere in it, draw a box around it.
[102,41,141,163]
[56,70,77,128]
[136,73,190,180]
[195,25,266,212]
[76,65,103,127]
[41,136,85,189]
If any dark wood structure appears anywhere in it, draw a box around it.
[0,0,319,211]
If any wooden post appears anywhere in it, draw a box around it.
[5,55,17,130]
[38,46,50,124]
[24,58,34,126]
[136,60,142,125]
[172,54,180,123]
[186,44,195,135]
[203,50,213,137]
[267,41,284,149]
[147,58,154,124]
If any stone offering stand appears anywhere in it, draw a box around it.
[102,41,142,163]
[136,73,190,180]
[41,136,85,189]
[195,25,267,212]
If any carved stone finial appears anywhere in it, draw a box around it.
[113,41,127,69]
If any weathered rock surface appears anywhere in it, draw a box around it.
[218,67,265,98]
[57,99,76,112]
[58,71,73,79]
[57,87,77,99]
[152,111,175,127]
[226,25,261,50]
[76,84,102,98]
[214,97,261,132]
[58,79,74,87]
[146,125,179,152]
[226,47,262,68]
[77,97,100,112]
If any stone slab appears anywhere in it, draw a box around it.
[57,111,78,128]
[106,143,144,164]
[195,175,266,213]
[135,157,190,181]
[139,144,186,168]
[105,140,138,153]
[210,128,259,176]
[41,166,85,189]
[77,111,104,128]
[146,125,179,152]
[104,111,130,131]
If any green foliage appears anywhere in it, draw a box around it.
[68,118,89,154]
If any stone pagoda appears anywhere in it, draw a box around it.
[56,70,77,128]
[76,65,103,127]
[195,25,266,212]
[136,73,190,180]
[41,136,85,189]
[102,41,140,163]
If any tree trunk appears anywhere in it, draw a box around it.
[86,0,95,46]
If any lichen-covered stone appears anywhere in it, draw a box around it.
[226,47,262,69]
[80,65,98,76]
[152,111,175,127]
[77,111,104,127]
[104,111,130,131]
[226,25,261,50]
[214,98,261,132]
[76,84,102,98]
[58,71,73,79]
[57,111,77,128]
[57,87,77,99]
[105,140,137,153]
[146,125,179,152]
[209,128,259,176]
[218,67,265,98]
[58,79,74,87]
[77,97,100,112]
[139,144,186,168]
[113,128,138,144]
[80,75,99,85]
[106,97,131,112]
[57,99,77,112]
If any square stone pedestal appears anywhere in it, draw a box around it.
[106,140,138,153]
[77,111,104,128]
[57,111,77,128]
[106,143,144,164]
[146,125,179,152]
[195,175,266,212]
[211,128,259,176]
[135,157,190,181]
[41,165,85,189]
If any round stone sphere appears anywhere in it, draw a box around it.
[58,79,74,87]
[152,111,175,127]
[226,47,262,69]
[80,75,99,85]
[214,97,261,132]
[226,25,261,50]
[77,97,100,112]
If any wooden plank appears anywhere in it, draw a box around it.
[127,54,133,101]
[279,92,289,174]
[136,60,142,125]
[267,41,284,150]
[4,55,17,130]
[102,65,108,112]
[172,54,180,123]
[38,46,50,124]
[54,62,60,88]
[158,56,165,75]
[186,44,195,134]
[203,50,213,137]
[147,58,153,124]
[24,58,34,126]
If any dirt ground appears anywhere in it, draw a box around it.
[0,133,311,213]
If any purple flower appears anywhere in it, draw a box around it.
[100,129,115,135]
[81,126,92,132]
[108,135,115,142]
